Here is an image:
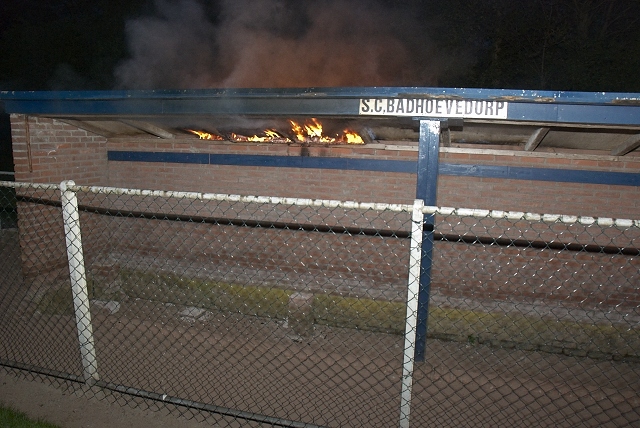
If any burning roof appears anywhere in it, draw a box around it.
[187,118,363,144]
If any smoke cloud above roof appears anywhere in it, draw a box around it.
[115,0,467,89]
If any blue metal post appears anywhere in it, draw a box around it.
[414,120,441,362]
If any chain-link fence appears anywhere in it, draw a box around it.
[0,180,638,427]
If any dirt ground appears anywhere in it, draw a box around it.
[0,368,208,428]
[3,301,639,427]
[0,227,201,428]
[2,227,640,427]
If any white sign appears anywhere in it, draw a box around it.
[358,98,508,119]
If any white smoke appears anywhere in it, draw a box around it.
[115,0,458,89]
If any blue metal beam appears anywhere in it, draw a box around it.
[414,120,441,362]
[3,86,640,103]
[107,151,640,187]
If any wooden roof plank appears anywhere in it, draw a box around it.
[59,119,116,138]
[610,133,640,156]
[524,127,550,151]
[120,120,176,139]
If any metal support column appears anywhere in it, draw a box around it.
[414,120,442,362]
[399,199,426,428]
[60,180,99,384]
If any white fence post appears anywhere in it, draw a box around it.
[60,180,99,384]
[399,199,425,428]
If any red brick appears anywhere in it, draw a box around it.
[8,116,640,311]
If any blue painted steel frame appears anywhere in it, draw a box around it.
[414,120,441,362]
[3,87,640,127]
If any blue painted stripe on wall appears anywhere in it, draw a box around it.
[108,151,210,164]
[107,150,640,187]
[440,163,640,186]
[107,151,417,173]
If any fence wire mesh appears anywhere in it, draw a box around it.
[413,207,640,427]
[0,180,638,427]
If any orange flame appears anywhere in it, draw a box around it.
[290,118,331,143]
[343,129,364,144]
[187,129,224,140]
[187,118,364,145]
[230,129,291,143]
[289,118,364,144]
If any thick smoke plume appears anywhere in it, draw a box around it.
[115,0,458,89]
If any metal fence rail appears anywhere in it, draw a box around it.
[0,180,638,427]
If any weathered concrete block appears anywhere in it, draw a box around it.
[92,300,121,315]
[288,292,315,337]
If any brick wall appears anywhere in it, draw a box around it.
[105,139,640,219]
[10,115,108,278]
[9,117,639,314]
[433,240,639,311]
[106,141,419,204]
[76,207,639,311]
[440,150,640,218]
[82,215,411,302]
[10,115,108,184]
[8,115,640,221]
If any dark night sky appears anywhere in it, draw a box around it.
[3,0,640,172]
[1,0,640,174]
[2,0,640,93]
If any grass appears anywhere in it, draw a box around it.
[0,405,61,428]
[119,270,292,319]
[427,307,640,358]
[35,276,98,317]
[35,286,75,316]
[313,294,405,334]
[118,270,407,333]
[36,269,640,359]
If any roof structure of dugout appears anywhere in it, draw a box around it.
[2,87,640,156]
